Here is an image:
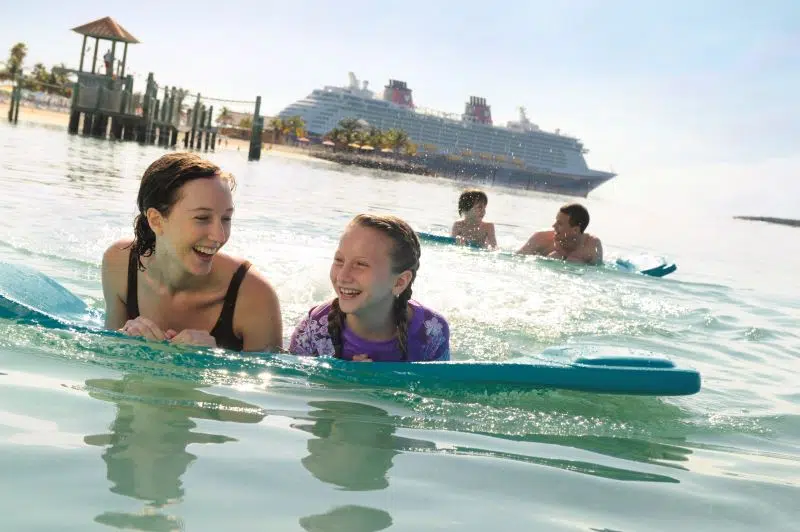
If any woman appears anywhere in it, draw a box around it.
[101,152,282,352]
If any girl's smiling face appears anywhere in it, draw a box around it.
[329,224,409,317]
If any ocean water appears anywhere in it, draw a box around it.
[0,120,798,531]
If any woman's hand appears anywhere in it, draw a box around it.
[119,317,170,342]
[169,329,217,348]
[351,354,373,362]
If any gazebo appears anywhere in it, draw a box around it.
[71,16,139,78]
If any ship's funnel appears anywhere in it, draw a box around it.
[463,96,493,125]
[383,79,415,109]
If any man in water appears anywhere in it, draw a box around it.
[517,203,603,265]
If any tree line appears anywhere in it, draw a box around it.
[1,42,71,97]
[325,118,413,153]
[211,112,414,154]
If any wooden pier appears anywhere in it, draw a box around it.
[9,16,266,159]
[61,17,219,151]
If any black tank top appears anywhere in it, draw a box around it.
[126,250,251,351]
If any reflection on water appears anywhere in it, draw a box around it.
[83,375,265,530]
[293,400,436,491]
[480,431,694,472]
[293,400,438,531]
[299,505,393,532]
[447,445,680,483]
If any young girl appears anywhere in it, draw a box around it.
[451,189,497,249]
[289,214,450,362]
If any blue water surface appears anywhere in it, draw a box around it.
[0,121,798,531]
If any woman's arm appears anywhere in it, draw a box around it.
[101,240,131,330]
[235,268,283,352]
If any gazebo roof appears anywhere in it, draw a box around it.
[71,16,139,44]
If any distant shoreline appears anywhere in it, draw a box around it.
[734,216,800,228]
[0,101,312,158]
[308,150,434,176]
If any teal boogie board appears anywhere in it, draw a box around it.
[0,261,700,396]
[416,232,677,278]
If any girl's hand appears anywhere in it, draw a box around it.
[351,354,373,362]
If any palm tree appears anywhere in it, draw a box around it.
[359,126,382,148]
[324,127,346,147]
[334,118,363,147]
[48,63,70,97]
[382,128,410,153]
[216,106,233,126]
[268,117,284,144]
[5,42,27,78]
[29,62,48,91]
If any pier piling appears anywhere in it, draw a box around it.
[248,96,263,161]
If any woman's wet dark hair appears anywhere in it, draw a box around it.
[328,213,421,360]
[128,152,235,270]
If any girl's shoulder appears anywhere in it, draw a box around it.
[307,300,335,320]
[409,300,450,336]
[293,301,337,334]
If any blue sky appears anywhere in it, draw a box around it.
[2,1,798,211]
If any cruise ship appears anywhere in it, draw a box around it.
[278,73,616,196]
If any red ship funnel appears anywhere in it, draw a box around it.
[463,96,493,125]
[383,79,415,109]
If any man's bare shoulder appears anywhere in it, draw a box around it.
[579,233,603,264]
[532,230,554,243]
[519,230,554,255]
[583,233,602,247]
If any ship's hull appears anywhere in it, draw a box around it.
[403,152,613,197]
[448,161,609,196]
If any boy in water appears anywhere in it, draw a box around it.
[450,189,497,249]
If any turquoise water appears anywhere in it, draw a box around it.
[1,120,798,531]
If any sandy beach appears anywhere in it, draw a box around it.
[0,101,70,128]
[0,102,318,161]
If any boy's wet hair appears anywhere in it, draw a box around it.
[458,189,488,216]
[328,213,421,360]
[559,203,590,233]
[129,152,235,270]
